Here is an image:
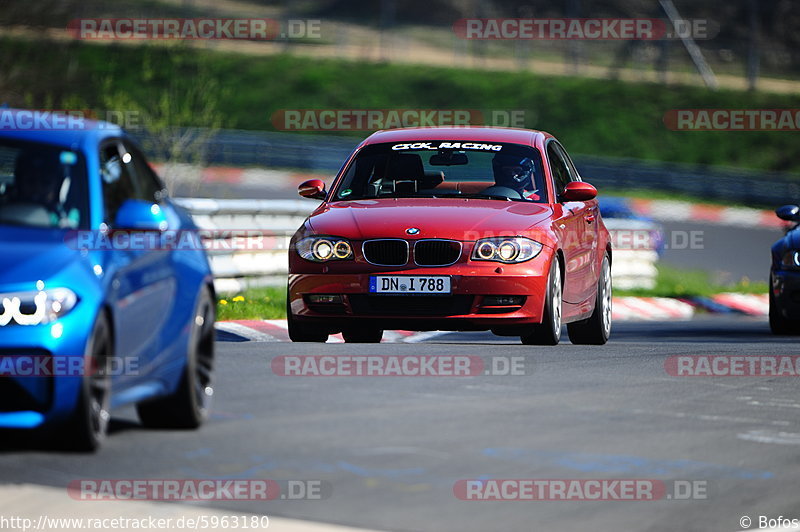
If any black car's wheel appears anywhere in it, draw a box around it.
[137,287,215,428]
[60,312,112,452]
[521,258,562,346]
[567,254,612,345]
[342,328,384,343]
[769,284,799,335]
[286,290,328,342]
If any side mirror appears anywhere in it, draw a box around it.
[775,204,800,222]
[298,179,327,200]
[561,181,597,202]
[113,199,168,231]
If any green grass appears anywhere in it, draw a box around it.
[214,266,767,321]
[615,264,768,298]
[216,286,285,321]
[4,37,800,174]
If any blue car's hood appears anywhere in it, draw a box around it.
[0,227,86,287]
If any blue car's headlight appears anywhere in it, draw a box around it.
[472,237,543,264]
[781,250,800,270]
[0,288,78,326]
[296,236,354,262]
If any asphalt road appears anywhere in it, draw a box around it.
[2,316,799,532]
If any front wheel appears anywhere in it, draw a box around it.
[137,286,215,429]
[769,285,800,335]
[567,254,612,345]
[521,258,562,346]
[59,312,112,452]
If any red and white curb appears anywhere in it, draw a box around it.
[629,198,788,229]
[710,293,770,316]
[611,297,695,321]
[215,319,450,343]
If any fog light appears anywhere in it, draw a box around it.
[308,294,342,304]
[482,295,525,306]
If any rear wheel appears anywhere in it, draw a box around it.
[769,286,800,335]
[137,287,215,429]
[567,254,612,345]
[60,312,111,452]
[286,290,328,342]
[342,328,384,343]
[521,258,562,346]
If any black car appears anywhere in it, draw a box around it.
[770,204,800,334]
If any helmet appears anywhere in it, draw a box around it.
[492,153,534,191]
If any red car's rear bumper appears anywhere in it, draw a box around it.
[288,258,552,332]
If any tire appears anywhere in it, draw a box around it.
[59,312,112,452]
[137,286,215,429]
[769,285,799,335]
[286,290,328,342]
[567,254,612,345]
[521,257,562,346]
[342,328,384,343]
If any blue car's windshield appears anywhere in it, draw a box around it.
[0,138,89,229]
[333,141,547,202]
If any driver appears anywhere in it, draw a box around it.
[491,153,535,196]
[12,150,79,227]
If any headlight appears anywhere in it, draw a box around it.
[781,250,800,269]
[471,237,542,264]
[297,236,354,262]
[0,287,78,326]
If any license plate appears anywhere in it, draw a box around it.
[369,276,451,294]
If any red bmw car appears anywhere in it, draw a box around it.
[288,127,612,345]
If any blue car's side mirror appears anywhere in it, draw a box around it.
[113,200,168,231]
[775,204,800,222]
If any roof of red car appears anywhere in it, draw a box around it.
[362,127,549,145]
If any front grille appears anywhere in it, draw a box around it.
[349,295,474,316]
[414,240,462,266]
[362,239,408,266]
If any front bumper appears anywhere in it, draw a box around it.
[288,258,552,332]
[0,307,94,429]
[772,269,800,320]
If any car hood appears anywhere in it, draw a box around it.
[0,227,85,287]
[306,198,555,241]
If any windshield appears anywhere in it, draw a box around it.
[332,141,547,202]
[0,138,89,229]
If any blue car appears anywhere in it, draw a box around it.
[770,204,800,335]
[0,109,215,450]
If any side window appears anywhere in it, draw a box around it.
[546,142,571,199]
[100,141,137,224]
[123,142,166,203]
[557,143,582,183]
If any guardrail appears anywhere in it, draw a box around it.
[139,128,800,206]
[174,197,658,294]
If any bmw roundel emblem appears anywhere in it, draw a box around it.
[405,227,420,235]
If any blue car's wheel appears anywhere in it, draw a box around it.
[60,312,112,452]
[136,287,215,428]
